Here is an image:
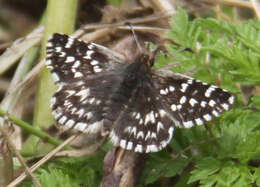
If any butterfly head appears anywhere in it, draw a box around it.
[136,53,155,68]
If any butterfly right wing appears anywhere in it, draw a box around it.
[152,68,234,128]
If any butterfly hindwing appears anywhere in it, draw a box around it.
[152,69,234,128]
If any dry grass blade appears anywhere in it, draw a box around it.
[7,59,44,97]
[209,0,253,9]
[0,26,44,75]
[250,0,260,18]
[7,134,78,187]
[0,118,41,187]
[73,11,175,37]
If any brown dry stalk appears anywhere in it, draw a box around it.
[0,119,41,187]
[101,148,147,187]
[7,134,78,187]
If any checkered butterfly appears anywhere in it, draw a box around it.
[46,33,234,153]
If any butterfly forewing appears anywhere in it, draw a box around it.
[46,33,124,84]
[46,33,234,153]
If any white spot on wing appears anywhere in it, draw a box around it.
[200,101,207,107]
[187,79,194,84]
[189,98,198,106]
[90,60,99,65]
[59,116,67,124]
[228,96,234,104]
[85,121,102,133]
[171,104,177,111]
[65,90,76,98]
[65,56,75,63]
[136,113,141,119]
[205,86,215,97]
[46,60,52,66]
[212,110,219,117]
[131,126,137,136]
[75,88,90,101]
[109,131,119,145]
[46,42,53,47]
[209,100,216,107]
[137,131,144,139]
[52,110,62,119]
[183,121,194,128]
[120,139,127,148]
[145,131,151,141]
[146,145,158,153]
[52,72,60,81]
[126,141,133,150]
[157,121,164,132]
[93,65,102,73]
[180,83,189,92]
[221,103,229,110]
[169,86,175,92]
[50,97,56,107]
[160,89,167,95]
[59,52,66,57]
[151,132,157,139]
[85,112,93,119]
[159,109,167,117]
[180,96,187,104]
[75,108,85,118]
[55,46,62,52]
[65,119,75,128]
[65,38,74,48]
[195,118,203,125]
[89,98,95,104]
[74,72,84,78]
[203,114,212,121]
[72,60,81,68]
[135,144,143,152]
[74,122,86,131]
[83,50,94,59]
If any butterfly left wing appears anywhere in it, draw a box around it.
[152,68,234,128]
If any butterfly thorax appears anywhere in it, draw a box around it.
[102,54,153,120]
[100,54,154,131]
[121,54,151,90]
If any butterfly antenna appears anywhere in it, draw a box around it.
[127,23,143,52]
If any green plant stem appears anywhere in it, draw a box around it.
[22,0,78,155]
[0,108,71,150]
[34,0,78,129]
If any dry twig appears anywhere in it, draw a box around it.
[7,134,78,187]
[0,117,41,187]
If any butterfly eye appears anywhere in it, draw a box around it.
[148,57,154,67]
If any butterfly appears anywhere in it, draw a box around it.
[46,33,234,153]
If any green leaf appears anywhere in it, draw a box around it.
[189,158,254,187]
[188,157,221,184]
[141,153,189,185]
[168,8,190,46]
[253,167,260,186]
[107,0,123,6]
